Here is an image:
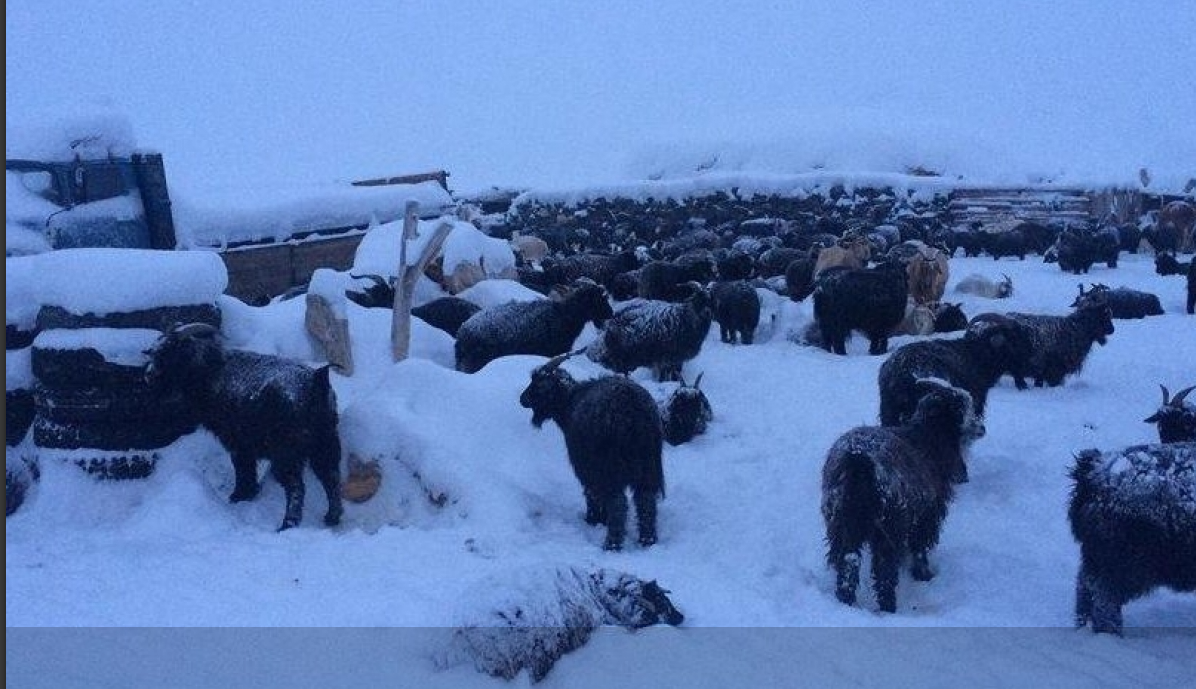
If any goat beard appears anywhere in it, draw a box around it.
[530,410,550,428]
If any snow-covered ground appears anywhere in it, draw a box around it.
[7,242,1195,687]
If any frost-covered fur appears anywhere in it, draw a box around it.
[1143,384,1196,444]
[145,325,342,531]
[1006,302,1115,387]
[813,259,909,355]
[447,566,684,683]
[540,251,639,291]
[1070,284,1164,320]
[455,279,612,373]
[660,374,713,446]
[953,273,1013,299]
[878,316,1032,481]
[637,257,716,301]
[822,381,985,612]
[519,359,665,550]
[710,280,761,344]
[586,285,713,382]
[411,296,481,338]
[1068,442,1196,634]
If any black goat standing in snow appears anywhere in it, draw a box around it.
[878,315,1032,481]
[822,380,985,613]
[1144,384,1196,443]
[1003,301,1115,388]
[519,352,665,551]
[455,278,612,373]
[1069,442,1196,635]
[145,323,343,531]
[710,279,761,344]
[813,258,909,355]
[586,282,713,382]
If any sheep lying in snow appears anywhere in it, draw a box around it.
[822,379,985,612]
[519,352,665,550]
[145,323,343,531]
[1069,442,1196,634]
[445,566,684,683]
[953,273,1013,299]
[660,373,713,446]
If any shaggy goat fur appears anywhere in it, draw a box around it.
[447,566,683,683]
[953,273,1013,299]
[813,259,909,355]
[822,381,985,612]
[1005,302,1115,388]
[145,325,342,531]
[1068,442,1196,634]
[586,284,713,382]
[455,279,612,373]
[1070,284,1164,320]
[1144,384,1196,444]
[710,280,761,345]
[411,296,482,338]
[878,316,1031,481]
[519,356,665,550]
[660,374,713,446]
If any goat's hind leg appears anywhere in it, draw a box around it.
[633,488,658,547]
[271,461,306,531]
[831,549,862,606]
[311,454,343,527]
[228,453,261,502]
[871,539,900,613]
[602,491,629,552]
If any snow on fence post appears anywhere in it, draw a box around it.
[391,201,453,361]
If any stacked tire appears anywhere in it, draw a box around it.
[31,305,221,479]
[23,249,229,481]
[7,319,39,515]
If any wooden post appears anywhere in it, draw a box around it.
[391,201,453,361]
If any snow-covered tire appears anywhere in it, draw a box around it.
[6,324,37,351]
[31,346,148,391]
[36,304,221,333]
[32,414,194,452]
[6,389,35,447]
[33,386,193,426]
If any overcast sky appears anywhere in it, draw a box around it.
[7,1,1195,193]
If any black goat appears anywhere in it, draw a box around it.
[878,316,1032,481]
[1005,302,1115,388]
[344,274,395,308]
[1144,384,1196,443]
[661,373,713,446]
[784,254,817,302]
[586,283,713,382]
[519,353,665,551]
[930,302,969,333]
[540,251,639,292]
[813,259,909,355]
[637,257,716,302]
[1070,283,1163,319]
[1157,254,1196,314]
[411,297,482,338]
[145,323,342,531]
[1069,442,1196,635]
[822,380,985,613]
[710,280,761,345]
[455,279,612,374]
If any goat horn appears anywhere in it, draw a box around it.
[169,322,218,339]
[1001,273,1011,283]
[1172,385,1195,406]
[693,372,705,389]
[349,273,390,286]
[540,348,587,372]
[1159,384,1171,406]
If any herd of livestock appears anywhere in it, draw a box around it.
[10,197,1195,635]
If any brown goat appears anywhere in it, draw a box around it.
[813,236,871,278]
[1159,200,1195,253]
[906,245,950,305]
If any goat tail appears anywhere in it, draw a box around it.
[826,451,882,558]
